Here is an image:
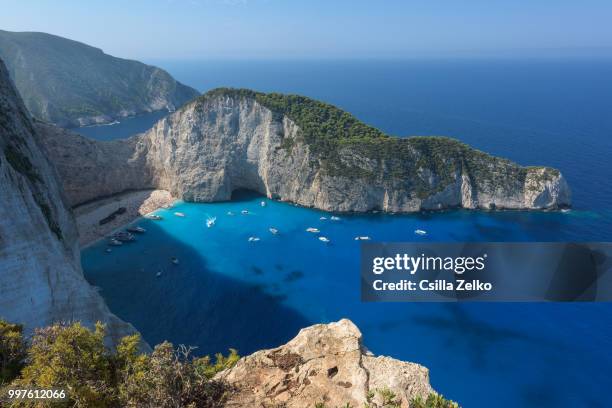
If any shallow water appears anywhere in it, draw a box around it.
[82,192,612,408]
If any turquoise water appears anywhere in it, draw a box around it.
[81,59,612,407]
[82,192,612,408]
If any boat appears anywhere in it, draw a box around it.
[127,226,146,233]
[241,210,249,215]
[171,257,179,265]
[319,216,327,220]
[248,236,260,242]
[108,238,123,246]
[261,201,267,207]
[306,227,320,233]
[269,227,279,235]
[206,217,216,228]
[105,248,112,253]
[561,208,571,213]
[330,216,341,221]
[354,236,371,241]
[227,211,235,216]
[318,236,330,243]
[174,212,186,217]
[113,231,135,242]
[156,271,162,277]
[146,214,163,220]
[414,229,427,236]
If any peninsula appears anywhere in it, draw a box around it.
[37,88,571,214]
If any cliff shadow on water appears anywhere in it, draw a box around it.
[81,220,311,356]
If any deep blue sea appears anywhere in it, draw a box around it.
[80,59,612,407]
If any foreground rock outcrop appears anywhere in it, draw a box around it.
[217,319,435,408]
[0,58,138,344]
[0,30,199,127]
[38,88,571,212]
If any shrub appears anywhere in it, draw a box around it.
[3,320,238,408]
[410,392,460,408]
[118,341,231,408]
[0,320,27,384]
[15,321,117,407]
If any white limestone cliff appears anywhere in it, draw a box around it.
[0,59,138,344]
[37,90,571,212]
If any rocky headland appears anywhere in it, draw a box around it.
[37,88,571,213]
[218,319,435,408]
[0,30,199,127]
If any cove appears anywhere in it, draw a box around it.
[82,190,612,407]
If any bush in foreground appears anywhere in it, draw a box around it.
[0,320,27,384]
[0,319,237,407]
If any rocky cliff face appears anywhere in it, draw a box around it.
[0,59,138,344]
[34,122,151,206]
[217,319,435,408]
[37,89,571,212]
[0,30,199,127]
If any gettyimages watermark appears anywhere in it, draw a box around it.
[361,243,612,302]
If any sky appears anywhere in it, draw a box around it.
[0,0,611,60]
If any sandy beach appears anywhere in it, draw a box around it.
[74,189,176,247]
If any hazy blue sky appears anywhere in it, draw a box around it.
[1,0,611,59]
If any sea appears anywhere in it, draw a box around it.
[79,59,612,407]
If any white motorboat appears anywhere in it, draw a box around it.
[320,216,327,220]
[414,229,427,236]
[318,236,330,243]
[261,201,267,207]
[146,214,163,220]
[113,231,135,242]
[269,227,279,235]
[108,238,123,246]
[248,236,260,242]
[306,227,320,233]
[330,216,341,221]
[206,217,216,228]
[171,257,179,265]
[174,212,186,217]
[354,236,371,241]
[241,210,249,215]
[127,226,146,233]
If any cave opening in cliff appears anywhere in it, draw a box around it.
[230,188,266,202]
